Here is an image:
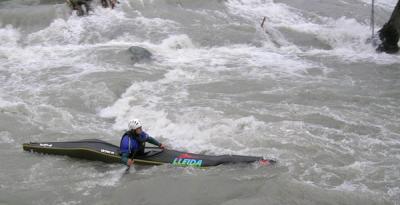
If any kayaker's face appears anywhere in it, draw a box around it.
[135,127,142,134]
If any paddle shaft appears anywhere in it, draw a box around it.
[125,146,162,171]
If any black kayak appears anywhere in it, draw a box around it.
[22,139,275,167]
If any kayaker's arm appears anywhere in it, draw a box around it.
[146,136,162,147]
[121,152,130,165]
[121,151,137,166]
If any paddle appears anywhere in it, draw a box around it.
[125,153,136,172]
[125,161,133,172]
[125,146,163,172]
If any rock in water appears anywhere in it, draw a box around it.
[377,0,400,54]
[128,46,153,63]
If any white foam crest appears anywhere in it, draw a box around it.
[298,16,399,64]
[2,45,82,73]
[100,34,317,154]
[244,47,317,78]
[0,96,32,117]
[156,35,314,79]
[0,93,77,133]
[100,72,272,154]
[226,0,400,64]
[226,0,306,26]
[166,114,266,153]
[225,0,311,50]
[27,18,85,45]
[132,15,180,35]
[359,0,398,10]
[297,17,369,47]
[0,13,183,75]
[26,6,127,46]
[298,16,400,63]
[104,103,270,154]
[159,34,195,50]
[99,68,192,130]
[0,25,21,48]
[1,42,129,79]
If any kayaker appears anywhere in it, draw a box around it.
[120,119,165,167]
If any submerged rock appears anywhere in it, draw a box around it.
[128,46,153,63]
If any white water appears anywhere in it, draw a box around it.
[0,0,399,204]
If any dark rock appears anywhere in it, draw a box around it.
[377,0,400,54]
[128,46,153,63]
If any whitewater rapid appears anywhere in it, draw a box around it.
[0,0,399,204]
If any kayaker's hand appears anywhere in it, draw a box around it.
[127,159,134,166]
[159,144,165,149]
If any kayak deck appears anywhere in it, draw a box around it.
[22,139,275,167]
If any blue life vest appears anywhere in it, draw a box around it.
[119,131,150,154]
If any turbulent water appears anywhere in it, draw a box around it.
[1,0,400,204]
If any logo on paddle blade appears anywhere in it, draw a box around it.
[172,153,203,167]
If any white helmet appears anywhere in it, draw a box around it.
[128,119,142,130]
